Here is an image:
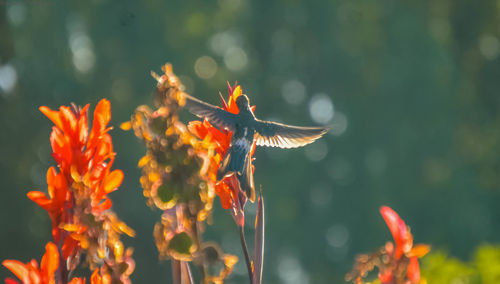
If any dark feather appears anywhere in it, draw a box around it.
[216,148,255,202]
[182,93,237,131]
[239,154,255,202]
[254,120,328,148]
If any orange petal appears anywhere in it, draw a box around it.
[90,268,102,284]
[27,191,51,209]
[46,167,57,195]
[61,224,87,233]
[233,86,242,97]
[62,237,80,259]
[3,260,31,283]
[5,278,21,284]
[59,106,78,137]
[40,242,59,281]
[120,121,132,131]
[93,198,112,213]
[215,182,232,210]
[137,155,151,167]
[39,106,63,130]
[407,256,420,283]
[69,278,86,284]
[77,110,89,145]
[94,99,111,130]
[187,121,206,139]
[408,244,431,258]
[103,170,123,194]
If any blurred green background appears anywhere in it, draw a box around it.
[1,0,500,283]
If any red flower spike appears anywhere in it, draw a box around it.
[380,206,413,260]
[347,206,428,283]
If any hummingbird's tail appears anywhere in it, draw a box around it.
[217,149,255,202]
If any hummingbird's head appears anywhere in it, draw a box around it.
[236,94,250,110]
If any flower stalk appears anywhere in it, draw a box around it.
[123,63,239,283]
[3,99,134,283]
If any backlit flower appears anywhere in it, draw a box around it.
[25,99,134,282]
[3,242,86,284]
[346,206,430,284]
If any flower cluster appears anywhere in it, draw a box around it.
[3,242,108,284]
[3,100,134,283]
[122,64,237,282]
[346,206,430,284]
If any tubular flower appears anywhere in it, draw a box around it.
[26,100,134,282]
[187,82,256,227]
[122,63,237,280]
[346,206,430,284]
[2,242,87,284]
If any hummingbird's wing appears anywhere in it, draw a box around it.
[182,93,238,131]
[254,120,327,148]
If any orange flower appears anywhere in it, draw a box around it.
[36,99,123,210]
[379,206,430,283]
[346,206,430,284]
[27,99,125,244]
[21,99,134,282]
[3,242,86,284]
[187,83,256,224]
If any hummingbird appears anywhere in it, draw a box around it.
[182,92,327,201]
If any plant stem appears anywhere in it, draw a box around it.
[239,226,254,284]
[183,261,194,284]
[172,260,181,284]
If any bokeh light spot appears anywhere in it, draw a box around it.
[7,2,26,26]
[329,111,348,136]
[328,157,354,186]
[210,30,242,56]
[364,148,387,177]
[224,47,248,71]
[326,224,349,248]
[178,75,195,94]
[278,255,310,284]
[72,47,96,74]
[67,16,95,74]
[305,140,328,162]
[479,34,500,60]
[309,93,334,124]
[194,56,218,79]
[310,183,332,208]
[282,80,306,105]
[0,64,18,95]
